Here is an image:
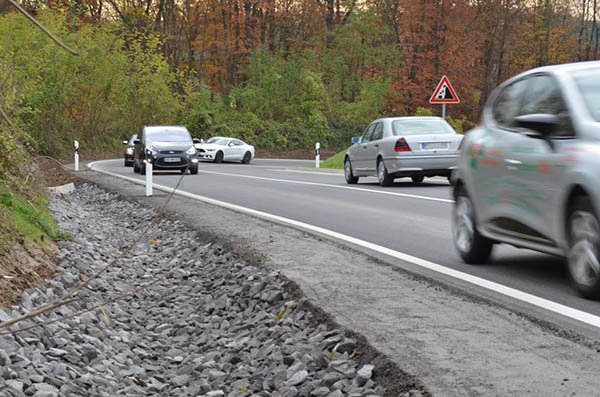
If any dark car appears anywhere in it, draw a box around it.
[133,126,199,175]
[123,134,137,167]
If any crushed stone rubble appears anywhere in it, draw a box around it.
[0,183,395,396]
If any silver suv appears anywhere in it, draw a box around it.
[452,61,600,299]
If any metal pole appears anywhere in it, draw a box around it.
[315,142,320,169]
[442,103,446,120]
[145,140,152,197]
[74,140,79,171]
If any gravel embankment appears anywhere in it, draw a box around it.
[0,184,405,396]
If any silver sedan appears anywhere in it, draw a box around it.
[344,117,462,186]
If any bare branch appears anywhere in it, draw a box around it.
[7,0,80,56]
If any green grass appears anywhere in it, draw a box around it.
[0,190,70,245]
[320,150,345,169]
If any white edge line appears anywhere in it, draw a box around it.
[87,160,600,329]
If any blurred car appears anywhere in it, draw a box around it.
[344,117,462,186]
[194,137,255,164]
[452,61,600,298]
[122,134,137,167]
[133,126,198,175]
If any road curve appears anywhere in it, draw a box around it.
[90,158,600,336]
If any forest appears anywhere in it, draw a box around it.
[0,0,600,160]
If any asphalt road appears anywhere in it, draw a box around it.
[91,158,600,334]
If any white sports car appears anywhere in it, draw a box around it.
[193,137,255,164]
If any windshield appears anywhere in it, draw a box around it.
[127,134,138,145]
[206,138,229,145]
[392,119,455,136]
[572,68,600,121]
[146,129,192,143]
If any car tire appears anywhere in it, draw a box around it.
[214,151,224,163]
[344,158,359,184]
[242,152,252,164]
[411,175,424,184]
[452,185,493,264]
[133,161,139,173]
[377,159,393,187]
[190,164,198,175]
[567,196,600,299]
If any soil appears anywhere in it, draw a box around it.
[35,157,81,187]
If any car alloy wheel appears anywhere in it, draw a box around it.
[344,159,358,184]
[454,196,475,254]
[568,208,600,291]
[377,160,392,186]
[452,185,493,263]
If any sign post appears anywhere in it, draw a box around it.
[429,75,460,119]
[73,140,79,171]
[145,140,153,197]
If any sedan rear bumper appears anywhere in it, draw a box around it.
[384,154,459,177]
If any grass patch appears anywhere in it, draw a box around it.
[0,190,70,245]
[320,150,345,169]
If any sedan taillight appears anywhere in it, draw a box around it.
[394,138,411,152]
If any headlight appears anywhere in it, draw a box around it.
[186,146,196,155]
[206,148,216,152]
[126,148,133,155]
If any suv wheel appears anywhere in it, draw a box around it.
[567,197,600,299]
[344,158,359,184]
[377,159,393,187]
[453,185,493,263]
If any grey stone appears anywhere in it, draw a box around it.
[286,370,309,386]
[356,364,374,387]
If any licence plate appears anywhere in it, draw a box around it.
[163,157,180,163]
[421,142,449,150]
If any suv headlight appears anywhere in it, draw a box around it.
[126,147,133,155]
[186,146,196,155]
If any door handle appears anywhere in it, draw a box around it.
[374,144,379,148]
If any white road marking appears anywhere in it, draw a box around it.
[195,169,453,203]
[89,159,600,329]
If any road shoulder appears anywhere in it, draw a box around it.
[82,168,600,396]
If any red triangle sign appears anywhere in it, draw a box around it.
[429,75,460,104]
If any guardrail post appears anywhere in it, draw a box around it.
[145,140,152,197]
[315,142,320,169]
[74,140,79,171]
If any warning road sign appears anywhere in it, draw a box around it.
[429,75,460,104]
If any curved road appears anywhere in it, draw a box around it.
[90,158,600,336]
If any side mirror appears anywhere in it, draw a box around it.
[514,114,559,137]
[123,140,128,145]
[351,136,361,144]
[228,142,234,147]
[193,138,202,144]
[133,139,141,145]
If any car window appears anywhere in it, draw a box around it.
[128,134,138,145]
[391,119,455,136]
[371,123,384,141]
[361,124,376,143]
[207,138,229,145]
[493,79,529,128]
[232,140,244,146]
[520,75,574,137]
[572,68,600,121]
[146,129,192,143]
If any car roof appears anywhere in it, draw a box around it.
[507,61,600,83]
[144,126,189,134]
[372,116,445,123]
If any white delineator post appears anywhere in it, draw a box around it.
[145,140,153,197]
[315,142,320,169]
[73,140,79,171]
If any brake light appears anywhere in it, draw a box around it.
[394,138,411,152]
